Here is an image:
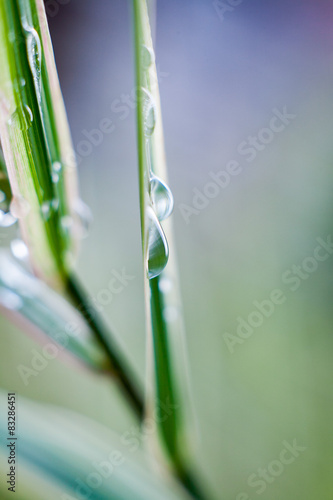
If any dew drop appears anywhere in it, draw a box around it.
[73,199,93,239]
[0,210,16,228]
[61,215,73,230]
[52,173,59,184]
[10,196,30,219]
[25,27,42,103]
[158,277,173,294]
[0,288,23,311]
[150,174,174,221]
[147,207,169,279]
[0,191,6,204]
[163,306,178,323]
[52,161,62,173]
[51,198,60,211]
[41,201,51,220]
[24,105,33,123]
[141,88,156,137]
[10,239,29,260]
[8,105,32,132]
[141,45,155,69]
[20,78,26,87]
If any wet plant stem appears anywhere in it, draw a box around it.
[66,274,144,419]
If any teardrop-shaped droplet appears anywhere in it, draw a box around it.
[141,88,156,137]
[150,174,174,221]
[73,199,93,239]
[141,45,155,69]
[10,239,29,260]
[52,161,62,173]
[147,207,169,279]
[25,27,42,103]
[51,198,60,211]
[0,288,23,311]
[61,215,73,230]
[41,200,52,220]
[8,105,33,132]
[0,210,16,228]
[10,196,30,219]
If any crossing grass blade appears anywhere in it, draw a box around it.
[0,250,111,372]
[0,391,192,500]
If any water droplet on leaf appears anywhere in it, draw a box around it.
[147,207,169,279]
[10,239,29,260]
[52,173,59,184]
[141,45,155,69]
[0,210,16,228]
[73,199,93,239]
[141,88,156,137]
[52,161,62,173]
[10,196,30,219]
[41,201,51,220]
[0,288,23,311]
[61,215,73,230]
[150,174,174,221]
[25,28,42,103]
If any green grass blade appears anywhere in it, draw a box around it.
[0,0,79,288]
[132,2,210,498]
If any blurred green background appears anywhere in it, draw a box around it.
[1,0,333,498]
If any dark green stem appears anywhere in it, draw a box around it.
[66,274,144,419]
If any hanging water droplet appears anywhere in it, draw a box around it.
[163,306,179,323]
[73,199,93,239]
[25,27,42,103]
[141,88,156,137]
[24,105,33,123]
[61,215,73,230]
[150,174,174,221]
[0,210,16,228]
[10,196,30,219]
[141,45,155,69]
[52,161,62,173]
[51,198,60,211]
[147,207,169,279]
[20,78,26,87]
[41,201,51,220]
[10,239,29,260]
[8,105,32,132]
[158,277,173,294]
[0,288,23,311]
[52,173,59,184]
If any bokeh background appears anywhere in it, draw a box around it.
[1,0,333,498]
